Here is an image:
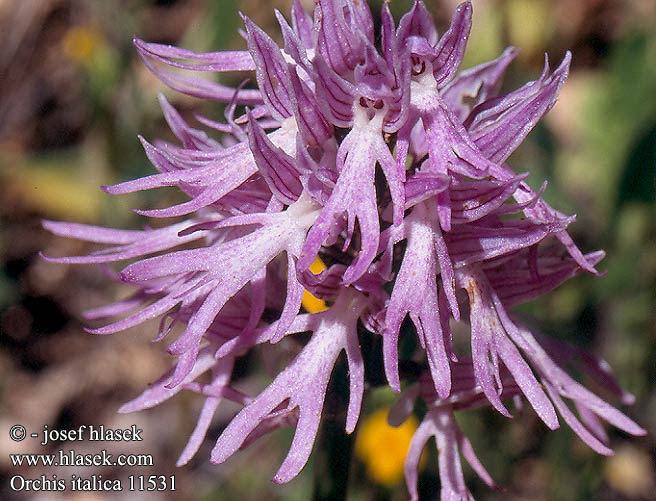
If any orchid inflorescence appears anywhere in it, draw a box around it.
[44,1,644,498]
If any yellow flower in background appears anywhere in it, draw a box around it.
[356,407,420,486]
[506,0,552,57]
[61,25,118,90]
[301,256,328,313]
[62,26,103,65]
[1,159,102,222]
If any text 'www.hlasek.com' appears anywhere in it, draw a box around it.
[7,423,176,494]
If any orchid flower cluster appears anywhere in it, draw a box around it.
[44,1,644,498]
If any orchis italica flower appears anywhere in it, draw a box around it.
[43,0,645,498]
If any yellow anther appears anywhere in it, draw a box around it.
[301,256,328,313]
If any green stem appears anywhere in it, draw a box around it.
[313,356,356,501]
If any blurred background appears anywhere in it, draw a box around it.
[0,0,654,499]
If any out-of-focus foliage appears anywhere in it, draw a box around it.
[1,0,654,499]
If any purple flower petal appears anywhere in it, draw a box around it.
[287,68,334,146]
[134,38,255,72]
[244,16,294,121]
[397,0,438,46]
[461,267,559,428]
[442,46,519,123]
[298,116,403,284]
[447,217,571,267]
[450,174,527,224]
[176,357,235,466]
[486,249,605,306]
[247,113,303,205]
[313,52,357,127]
[431,1,472,88]
[290,0,314,49]
[136,44,262,104]
[316,0,366,76]
[118,346,217,413]
[120,199,318,370]
[42,221,206,264]
[385,203,451,397]
[211,289,366,483]
[468,52,571,163]
[157,94,220,150]
[405,408,489,501]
